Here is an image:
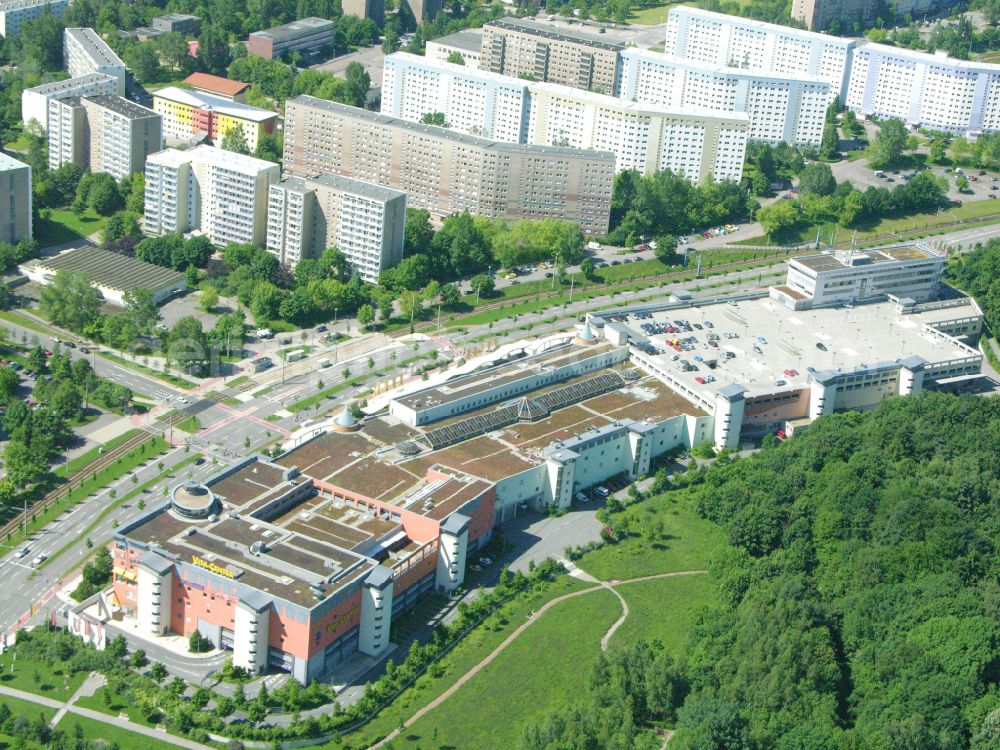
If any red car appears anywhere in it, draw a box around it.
[694,376,706,384]
[776,430,787,440]
[783,368,797,377]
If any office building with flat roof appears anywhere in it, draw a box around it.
[381,53,749,181]
[0,153,31,245]
[664,6,856,98]
[773,244,948,308]
[0,0,68,39]
[48,95,162,179]
[425,29,483,67]
[480,17,624,94]
[266,174,407,282]
[284,96,615,236]
[591,246,982,449]
[151,13,201,35]
[64,28,127,95]
[845,43,1000,136]
[247,17,335,60]
[21,73,118,130]
[153,86,277,151]
[144,145,280,247]
[618,48,830,147]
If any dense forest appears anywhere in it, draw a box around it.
[948,238,1000,337]
[524,393,1000,749]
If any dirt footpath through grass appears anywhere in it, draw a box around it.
[369,569,707,750]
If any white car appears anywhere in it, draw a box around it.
[478,556,493,566]
[14,547,30,559]
[176,396,189,404]
[32,554,47,566]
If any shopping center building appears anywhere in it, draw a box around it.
[110,244,985,680]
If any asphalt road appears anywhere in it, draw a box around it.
[0,447,219,634]
[2,315,184,403]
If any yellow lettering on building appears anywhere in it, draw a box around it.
[191,555,234,579]
[326,607,359,633]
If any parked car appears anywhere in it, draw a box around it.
[816,342,828,351]
[783,369,798,377]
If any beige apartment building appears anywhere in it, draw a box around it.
[48,95,162,179]
[144,145,279,247]
[791,0,932,30]
[266,173,406,283]
[0,153,32,245]
[480,17,623,94]
[283,96,615,236]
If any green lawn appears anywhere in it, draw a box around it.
[629,2,671,25]
[0,652,86,701]
[0,694,53,722]
[3,132,34,154]
[54,429,141,478]
[34,209,109,247]
[609,574,714,655]
[342,576,591,749]
[0,695,52,749]
[385,588,621,750]
[175,414,201,433]
[60,714,186,750]
[74,689,159,729]
[577,492,726,581]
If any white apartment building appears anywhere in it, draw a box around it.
[21,73,117,130]
[845,44,1000,136]
[382,52,530,142]
[381,53,748,181]
[618,48,830,147]
[48,95,162,179]
[664,6,855,99]
[0,0,68,39]
[527,82,748,181]
[64,28,127,95]
[144,145,279,247]
[266,173,406,283]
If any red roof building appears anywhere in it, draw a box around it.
[182,72,250,102]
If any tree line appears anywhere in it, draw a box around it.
[0,343,132,503]
[755,162,949,240]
